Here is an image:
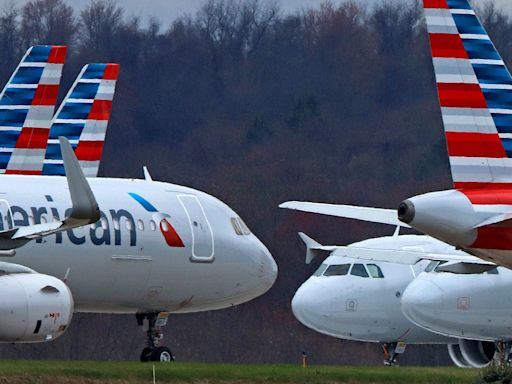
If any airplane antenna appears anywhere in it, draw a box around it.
[143,166,153,181]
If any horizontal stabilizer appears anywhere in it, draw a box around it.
[280,201,409,228]
[298,232,336,264]
[473,213,512,229]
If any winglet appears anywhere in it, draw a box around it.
[298,232,333,264]
[60,137,100,224]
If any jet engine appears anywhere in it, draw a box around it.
[448,340,495,368]
[0,272,73,343]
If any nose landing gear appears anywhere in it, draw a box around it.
[382,342,406,366]
[137,312,175,362]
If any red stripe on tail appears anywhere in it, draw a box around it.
[461,189,512,205]
[446,132,506,158]
[437,83,488,108]
[429,34,468,59]
[5,170,42,175]
[455,182,512,190]
[32,84,59,106]
[89,100,112,120]
[75,141,104,161]
[424,0,449,8]
[103,64,119,80]
[48,46,67,64]
[15,127,50,149]
[472,227,512,250]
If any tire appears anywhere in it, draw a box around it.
[151,346,174,362]
[140,347,153,362]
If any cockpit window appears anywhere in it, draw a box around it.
[486,268,499,275]
[350,264,369,278]
[425,261,440,273]
[367,264,384,278]
[313,263,328,276]
[238,218,251,235]
[323,264,350,277]
[231,218,242,235]
[230,217,251,236]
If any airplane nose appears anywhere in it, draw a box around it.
[401,279,444,330]
[257,244,278,290]
[291,283,328,329]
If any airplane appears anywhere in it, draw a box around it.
[394,0,512,268]
[400,263,512,367]
[0,47,278,362]
[289,225,510,367]
[300,233,512,368]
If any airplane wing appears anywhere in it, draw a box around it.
[279,201,409,228]
[0,137,100,250]
[298,232,496,273]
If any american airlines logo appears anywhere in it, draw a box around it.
[0,193,185,248]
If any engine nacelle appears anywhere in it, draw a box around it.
[0,273,73,343]
[398,190,479,247]
[458,339,495,368]
[447,344,472,368]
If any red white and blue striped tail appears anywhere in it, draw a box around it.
[424,0,512,189]
[0,45,66,175]
[43,63,119,177]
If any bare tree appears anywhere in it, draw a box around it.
[0,3,21,82]
[79,0,123,57]
[20,0,77,46]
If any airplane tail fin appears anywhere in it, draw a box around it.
[423,0,512,189]
[0,45,66,175]
[43,63,119,177]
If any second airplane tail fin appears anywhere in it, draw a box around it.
[0,45,66,175]
[424,0,512,189]
[44,63,119,177]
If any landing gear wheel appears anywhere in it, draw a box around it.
[151,346,174,362]
[140,347,153,362]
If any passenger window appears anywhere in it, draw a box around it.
[231,218,242,235]
[113,218,120,231]
[161,221,169,231]
[324,264,350,277]
[101,218,108,230]
[367,264,384,278]
[137,220,144,231]
[149,220,157,231]
[28,216,35,225]
[350,264,369,278]
[126,220,133,230]
[313,263,328,276]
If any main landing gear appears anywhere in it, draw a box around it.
[382,342,406,366]
[136,312,175,362]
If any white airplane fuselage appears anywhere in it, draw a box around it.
[402,267,512,342]
[1,175,277,314]
[292,235,454,344]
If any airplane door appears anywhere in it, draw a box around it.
[0,200,13,230]
[177,194,214,262]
